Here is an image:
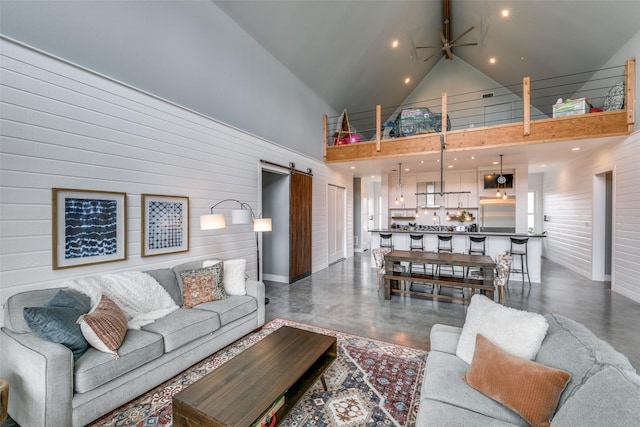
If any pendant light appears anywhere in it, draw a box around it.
[395,162,404,205]
[496,154,507,199]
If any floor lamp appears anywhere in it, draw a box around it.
[200,199,272,302]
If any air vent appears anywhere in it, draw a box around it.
[482,92,495,99]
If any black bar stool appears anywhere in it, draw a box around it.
[436,235,456,276]
[409,234,426,273]
[508,237,531,287]
[379,233,393,250]
[466,235,487,277]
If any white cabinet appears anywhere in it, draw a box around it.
[444,171,478,209]
[389,173,417,209]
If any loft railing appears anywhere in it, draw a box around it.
[323,58,635,162]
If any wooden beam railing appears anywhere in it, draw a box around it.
[323,58,635,163]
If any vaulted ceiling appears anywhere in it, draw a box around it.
[214,0,640,175]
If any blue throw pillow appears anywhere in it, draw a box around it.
[23,290,91,360]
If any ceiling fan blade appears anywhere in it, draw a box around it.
[449,42,478,48]
[415,45,441,50]
[444,46,453,60]
[449,26,475,45]
[423,51,441,62]
[438,28,447,45]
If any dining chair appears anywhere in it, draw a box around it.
[372,247,405,290]
[494,253,512,304]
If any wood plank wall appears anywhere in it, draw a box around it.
[0,38,353,309]
[542,131,640,303]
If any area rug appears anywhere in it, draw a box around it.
[88,318,428,427]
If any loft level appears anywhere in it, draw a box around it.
[324,59,635,164]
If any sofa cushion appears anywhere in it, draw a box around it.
[456,294,548,364]
[550,366,640,427]
[463,334,570,427]
[78,294,128,358]
[417,398,523,427]
[172,258,220,293]
[6,288,89,333]
[144,268,181,305]
[74,329,164,393]
[193,295,257,326]
[536,314,635,408]
[180,264,227,308]
[421,350,529,426]
[141,308,220,352]
[222,259,248,295]
[23,289,91,360]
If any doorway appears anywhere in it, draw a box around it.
[592,171,613,281]
[328,184,346,264]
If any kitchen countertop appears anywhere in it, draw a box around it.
[370,229,546,238]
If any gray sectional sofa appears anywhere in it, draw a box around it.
[0,258,265,427]
[417,313,640,426]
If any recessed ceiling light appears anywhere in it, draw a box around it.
[572,147,581,151]
[448,165,453,168]
[489,57,497,64]
[492,161,499,165]
[404,77,411,84]
[501,9,509,18]
[420,160,424,164]
[541,165,547,168]
[471,156,475,160]
[370,175,375,178]
[404,168,410,171]
[453,157,457,161]
[392,39,399,48]
[350,166,356,169]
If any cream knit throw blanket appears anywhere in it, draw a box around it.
[66,271,179,329]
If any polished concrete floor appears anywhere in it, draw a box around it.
[264,252,640,370]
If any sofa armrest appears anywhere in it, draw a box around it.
[430,324,463,355]
[0,327,74,427]
[245,280,265,327]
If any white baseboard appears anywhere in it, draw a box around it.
[263,273,289,283]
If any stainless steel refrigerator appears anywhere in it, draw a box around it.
[480,197,516,233]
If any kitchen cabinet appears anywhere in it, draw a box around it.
[444,171,478,209]
[389,173,417,209]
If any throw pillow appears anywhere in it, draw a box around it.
[180,264,226,308]
[602,82,624,111]
[456,294,548,364]
[23,290,91,361]
[222,259,247,295]
[462,334,571,427]
[77,294,128,358]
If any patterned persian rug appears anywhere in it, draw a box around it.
[88,318,427,427]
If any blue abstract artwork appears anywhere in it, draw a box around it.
[64,198,118,259]
[147,201,184,250]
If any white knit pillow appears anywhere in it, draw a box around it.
[456,294,549,364]
[222,259,247,295]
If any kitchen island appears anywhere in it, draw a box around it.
[370,229,546,283]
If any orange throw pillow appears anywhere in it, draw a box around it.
[462,334,571,427]
[77,294,128,358]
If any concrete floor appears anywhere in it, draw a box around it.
[265,252,640,370]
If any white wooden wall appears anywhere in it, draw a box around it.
[0,38,353,312]
[542,132,640,303]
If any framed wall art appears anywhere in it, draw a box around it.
[52,188,127,269]
[141,194,189,257]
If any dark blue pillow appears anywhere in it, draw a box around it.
[23,290,91,360]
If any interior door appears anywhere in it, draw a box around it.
[289,171,312,283]
[328,184,346,264]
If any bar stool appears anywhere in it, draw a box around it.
[379,233,393,250]
[436,235,456,276]
[408,234,426,273]
[508,237,531,287]
[466,235,487,277]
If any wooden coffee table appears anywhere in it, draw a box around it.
[173,326,337,427]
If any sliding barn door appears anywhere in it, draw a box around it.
[289,171,312,283]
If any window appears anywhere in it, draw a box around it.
[527,191,535,232]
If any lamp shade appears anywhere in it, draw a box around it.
[253,218,272,232]
[231,209,252,225]
[200,213,226,230]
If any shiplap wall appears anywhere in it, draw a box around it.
[0,38,353,310]
[542,132,640,303]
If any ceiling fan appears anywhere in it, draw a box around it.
[416,0,477,62]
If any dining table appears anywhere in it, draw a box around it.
[383,250,496,302]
